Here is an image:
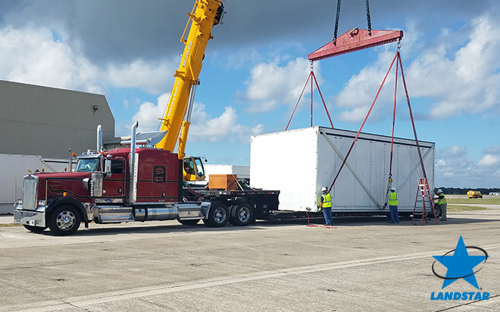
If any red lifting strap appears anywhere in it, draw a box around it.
[308,29,403,61]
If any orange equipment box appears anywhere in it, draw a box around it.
[208,174,238,191]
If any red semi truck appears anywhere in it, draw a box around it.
[14,124,279,235]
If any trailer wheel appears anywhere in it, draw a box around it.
[430,205,441,218]
[204,201,229,227]
[23,225,47,233]
[48,205,81,236]
[231,203,253,226]
[177,218,200,226]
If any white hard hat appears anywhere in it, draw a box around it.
[390,187,396,191]
[321,187,327,192]
[437,189,443,194]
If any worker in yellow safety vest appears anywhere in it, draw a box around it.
[388,187,400,224]
[434,189,447,221]
[320,186,333,226]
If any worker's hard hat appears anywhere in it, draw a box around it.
[390,187,396,191]
[321,187,327,193]
[437,189,443,194]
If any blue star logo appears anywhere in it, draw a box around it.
[432,236,489,289]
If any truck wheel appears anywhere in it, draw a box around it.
[177,218,200,226]
[231,203,253,226]
[48,205,81,236]
[23,225,47,232]
[430,205,441,218]
[204,201,229,227]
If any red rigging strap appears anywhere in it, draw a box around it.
[328,51,430,196]
[308,29,403,61]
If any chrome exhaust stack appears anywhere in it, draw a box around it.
[97,125,103,152]
[128,122,139,204]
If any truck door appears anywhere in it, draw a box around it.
[103,159,126,200]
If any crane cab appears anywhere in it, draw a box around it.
[183,156,206,182]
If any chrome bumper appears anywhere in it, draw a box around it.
[14,204,47,228]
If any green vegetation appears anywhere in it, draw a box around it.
[0,223,21,227]
[447,205,487,212]
[447,197,500,205]
[437,187,500,195]
[444,196,497,212]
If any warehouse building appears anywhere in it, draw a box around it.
[0,80,115,157]
[0,80,115,213]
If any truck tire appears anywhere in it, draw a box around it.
[23,225,47,233]
[231,203,253,226]
[204,201,229,227]
[48,205,81,236]
[177,218,200,226]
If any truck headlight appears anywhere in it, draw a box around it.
[38,200,46,207]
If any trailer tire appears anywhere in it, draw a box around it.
[430,205,441,218]
[399,213,412,220]
[23,225,47,233]
[204,201,229,227]
[177,218,200,226]
[231,203,253,226]
[48,205,81,236]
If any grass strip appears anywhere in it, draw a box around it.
[448,205,488,212]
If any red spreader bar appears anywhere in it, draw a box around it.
[308,29,403,61]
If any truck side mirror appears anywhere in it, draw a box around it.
[104,159,112,178]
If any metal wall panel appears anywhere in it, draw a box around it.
[0,80,115,158]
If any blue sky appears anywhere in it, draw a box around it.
[0,0,499,188]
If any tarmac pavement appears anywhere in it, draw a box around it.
[0,215,13,224]
[0,210,499,312]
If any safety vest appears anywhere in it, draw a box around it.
[322,193,332,208]
[388,192,398,206]
[437,194,447,205]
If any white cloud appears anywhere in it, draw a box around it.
[435,145,500,187]
[477,154,500,166]
[243,57,317,112]
[0,26,102,93]
[106,59,174,94]
[0,25,176,96]
[334,14,500,123]
[336,50,397,108]
[130,94,263,144]
[334,49,403,123]
[190,103,264,143]
[130,93,169,133]
[407,14,500,119]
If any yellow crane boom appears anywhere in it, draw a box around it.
[156,0,224,181]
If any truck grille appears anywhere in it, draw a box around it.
[22,175,39,211]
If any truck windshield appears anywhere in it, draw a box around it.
[75,158,100,172]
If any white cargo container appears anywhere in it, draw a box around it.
[250,126,435,215]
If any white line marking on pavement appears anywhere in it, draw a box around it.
[8,243,500,312]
